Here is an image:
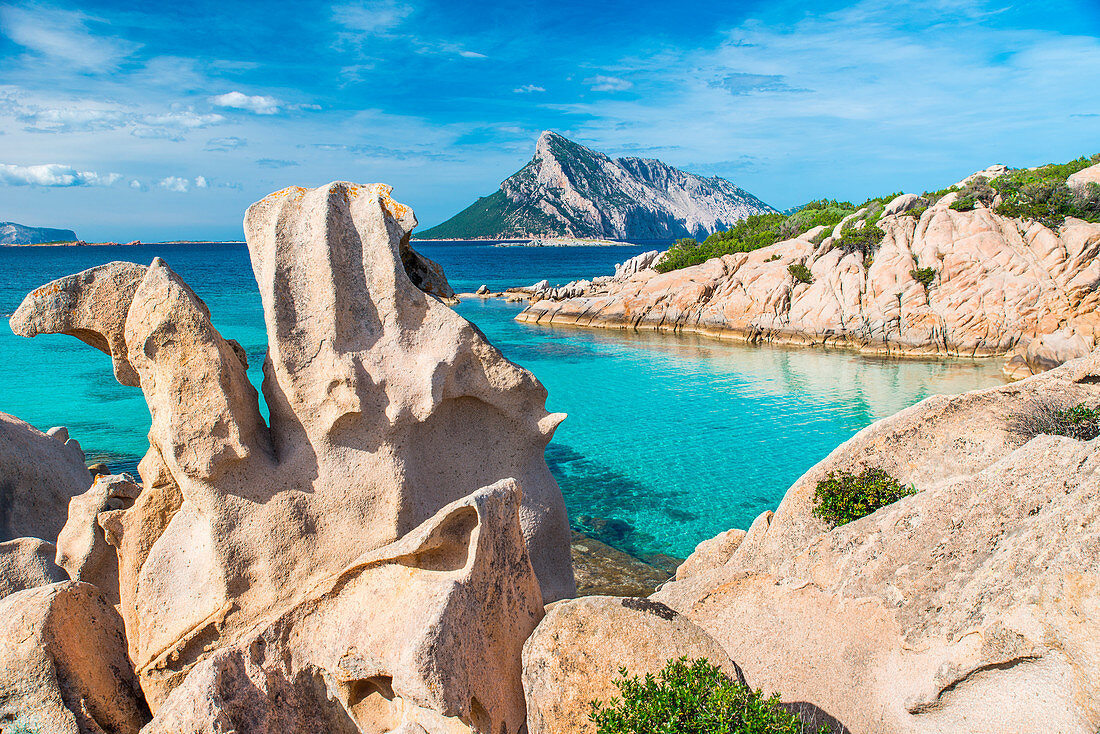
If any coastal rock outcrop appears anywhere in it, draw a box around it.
[0,538,66,598]
[12,181,572,728]
[0,412,92,542]
[522,595,736,734]
[518,192,1100,377]
[0,581,149,733]
[654,349,1100,733]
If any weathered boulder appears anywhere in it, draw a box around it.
[56,473,141,607]
[655,349,1100,733]
[0,537,66,598]
[522,595,736,734]
[518,194,1100,377]
[1067,162,1100,192]
[613,249,663,279]
[13,182,571,720]
[0,581,149,733]
[0,412,91,542]
[146,480,542,734]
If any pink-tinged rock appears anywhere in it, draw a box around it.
[518,198,1100,377]
[656,349,1100,733]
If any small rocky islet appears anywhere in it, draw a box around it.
[0,175,1098,732]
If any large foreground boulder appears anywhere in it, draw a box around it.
[0,581,149,733]
[0,412,91,542]
[145,481,542,733]
[522,595,736,734]
[12,182,572,725]
[655,349,1100,733]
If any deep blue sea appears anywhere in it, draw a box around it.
[0,241,1006,559]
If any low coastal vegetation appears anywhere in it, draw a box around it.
[788,262,814,284]
[654,153,1099,274]
[589,657,830,734]
[1010,401,1100,442]
[910,264,936,288]
[812,468,916,527]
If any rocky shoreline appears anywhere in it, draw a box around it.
[511,174,1100,380]
[2,180,1098,733]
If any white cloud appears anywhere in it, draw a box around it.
[337,0,412,35]
[0,4,139,72]
[514,84,546,94]
[586,75,633,92]
[205,136,246,151]
[131,110,224,139]
[129,178,144,190]
[159,176,189,192]
[210,91,282,115]
[0,163,120,187]
[194,175,208,188]
[459,50,487,59]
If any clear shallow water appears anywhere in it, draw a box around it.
[0,241,1007,558]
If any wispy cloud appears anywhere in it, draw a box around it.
[0,4,139,72]
[158,176,190,192]
[205,136,247,151]
[256,158,298,168]
[0,162,120,186]
[337,0,413,35]
[514,84,546,93]
[459,50,487,59]
[586,75,633,92]
[210,91,282,115]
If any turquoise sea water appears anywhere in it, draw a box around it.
[0,241,1007,559]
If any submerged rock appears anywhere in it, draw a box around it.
[519,194,1100,377]
[0,412,91,543]
[12,181,572,730]
[655,349,1100,733]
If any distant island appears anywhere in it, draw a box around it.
[413,131,774,240]
[1,221,77,245]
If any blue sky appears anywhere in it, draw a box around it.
[1,0,1098,241]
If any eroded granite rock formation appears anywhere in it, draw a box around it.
[0,412,91,542]
[0,538,66,598]
[0,581,149,733]
[12,182,572,731]
[653,349,1100,733]
[519,191,1100,378]
[522,595,736,734]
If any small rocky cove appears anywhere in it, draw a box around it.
[514,163,1100,382]
[1,181,1099,733]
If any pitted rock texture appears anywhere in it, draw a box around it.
[146,481,543,734]
[519,194,1100,378]
[0,411,91,542]
[655,349,1100,734]
[12,181,572,728]
[0,581,149,734]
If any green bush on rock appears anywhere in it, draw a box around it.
[910,265,936,287]
[788,262,814,284]
[836,223,886,258]
[589,657,830,734]
[812,468,915,527]
[1010,401,1100,442]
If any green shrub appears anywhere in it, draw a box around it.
[765,253,782,262]
[836,223,886,258]
[910,265,936,287]
[991,154,1100,227]
[589,657,829,734]
[812,468,916,527]
[901,205,927,219]
[1010,401,1100,441]
[921,185,959,205]
[788,262,813,284]
[949,176,995,212]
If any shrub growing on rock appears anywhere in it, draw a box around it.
[949,176,996,212]
[910,265,936,287]
[1010,401,1100,442]
[788,262,814,284]
[589,657,828,734]
[812,468,915,527]
[836,223,886,258]
[991,153,1100,227]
